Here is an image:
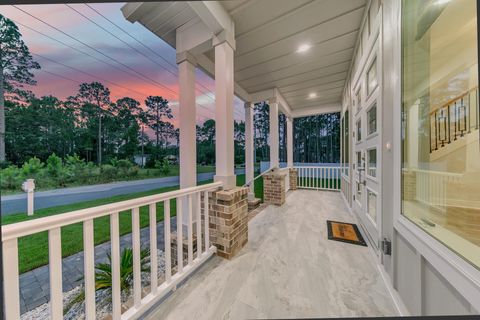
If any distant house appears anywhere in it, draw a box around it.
[133,154,150,167]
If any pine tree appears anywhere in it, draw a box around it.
[0,15,40,162]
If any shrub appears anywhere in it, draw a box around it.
[100,164,117,180]
[46,153,63,177]
[1,165,21,190]
[155,159,170,175]
[21,157,44,177]
[127,166,139,177]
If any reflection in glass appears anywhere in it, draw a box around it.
[401,0,480,269]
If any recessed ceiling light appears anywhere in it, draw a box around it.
[297,44,311,53]
[309,93,317,99]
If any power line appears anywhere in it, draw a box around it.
[12,6,179,99]
[82,3,230,109]
[32,52,154,98]
[11,7,218,119]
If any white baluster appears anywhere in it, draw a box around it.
[187,194,193,265]
[110,212,121,319]
[49,227,63,320]
[204,191,210,250]
[196,192,202,258]
[164,200,172,283]
[149,204,158,294]
[3,238,20,320]
[132,207,141,308]
[83,219,96,320]
[177,197,183,274]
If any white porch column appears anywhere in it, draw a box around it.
[177,52,197,226]
[269,100,279,169]
[213,32,236,190]
[245,102,255,199]
[287,117,294,168]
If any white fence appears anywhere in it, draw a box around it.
[295,166,341,191]
[2,182,222,320]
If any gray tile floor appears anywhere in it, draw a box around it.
[19,217,177,314]
[145,190,399,320]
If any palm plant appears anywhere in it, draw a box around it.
[95,247,150,294]
[65,247,151,314]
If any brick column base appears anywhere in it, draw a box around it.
[289,168,298,190]
[208,187,249,259]
[263,171,286,206]
[171,231,201,267]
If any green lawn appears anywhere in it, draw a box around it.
[2,174,263,274]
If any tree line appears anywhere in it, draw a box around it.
[0,14,340,172]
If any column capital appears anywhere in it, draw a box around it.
[268,97,278,105]
[244,102,254,109]
[212,30,236,51]
[176,51,197,66]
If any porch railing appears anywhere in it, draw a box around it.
[2,182,222,320]
[294,166,341,191]
[278,167,290,193]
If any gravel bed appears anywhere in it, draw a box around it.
[21,250,166,320]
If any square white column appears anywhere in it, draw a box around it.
[177,53,197,227]
[213,39,236,190]
[287,117,294,168]
[269,101,279,169]
[245,102,255,199]
[177,53,197,189]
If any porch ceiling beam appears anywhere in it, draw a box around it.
[249,88,292,118]
[187,1,235,41]
[194,54,251,102]
[291,103,341,118]
[175,17,212,56]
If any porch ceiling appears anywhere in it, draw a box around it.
[122,0,366,112]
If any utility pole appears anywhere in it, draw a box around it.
[141,125,145,168]
[98,114,102,165]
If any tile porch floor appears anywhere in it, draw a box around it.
[144,190,399,319]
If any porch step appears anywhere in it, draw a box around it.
[248,198,262,211]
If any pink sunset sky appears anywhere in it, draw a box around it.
[0,2,246,130]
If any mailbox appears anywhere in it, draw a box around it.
[22,179,36,192]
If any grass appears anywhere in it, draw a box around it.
[2,174,263,274]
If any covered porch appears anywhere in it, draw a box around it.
[144,189,398,319]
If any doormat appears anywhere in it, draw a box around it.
[327,220,367,247]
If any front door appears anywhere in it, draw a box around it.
[352,51,382,252]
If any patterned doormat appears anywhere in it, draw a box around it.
[327,220,367,247]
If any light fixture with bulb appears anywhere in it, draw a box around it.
[297,44,311,53]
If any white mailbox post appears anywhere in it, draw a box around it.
[22,179,35,216]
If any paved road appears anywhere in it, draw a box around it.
[1,169,245,216]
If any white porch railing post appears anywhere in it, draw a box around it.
[269,100,279,169]
[3,238,20,319]
[287,117,293,168]
[213,32,236,190]
[49,227,63,320]
[245,102,255,199]
[83,219,96,320]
